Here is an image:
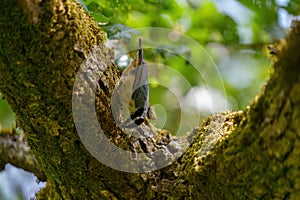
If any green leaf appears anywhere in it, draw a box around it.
[100,24,139,42]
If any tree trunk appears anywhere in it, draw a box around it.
[0,0,299,199]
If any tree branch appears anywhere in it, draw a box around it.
[0,127,46,181]
[0,0,299,199]
[176,22,300,198]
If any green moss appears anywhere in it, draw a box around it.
[0,0,107,198]
[1,0,300,199]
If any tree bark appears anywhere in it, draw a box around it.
[0,0,299,199]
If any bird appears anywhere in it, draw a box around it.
[120,39,151,128]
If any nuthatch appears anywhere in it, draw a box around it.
[122,39,151,127]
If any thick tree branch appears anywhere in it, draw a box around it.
[0,0,180,198]
[176,22,300,199]
[0,0,299,199]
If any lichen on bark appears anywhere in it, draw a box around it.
[0,0,300,199]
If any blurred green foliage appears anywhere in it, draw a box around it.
[82,0,299,132]
[0,1,297,199]
[79,0,298,131]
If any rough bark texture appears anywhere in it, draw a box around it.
[0,0,299,199]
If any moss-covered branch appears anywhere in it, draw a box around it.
[176,23,300,198]
[0,0,299,199]
[0,0,179,198]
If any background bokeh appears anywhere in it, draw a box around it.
[0,0,299,199]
